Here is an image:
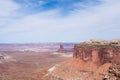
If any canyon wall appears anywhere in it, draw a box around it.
[73,41,120,65]
[46,39,120,80]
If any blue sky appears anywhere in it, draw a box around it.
[0,0,120,43]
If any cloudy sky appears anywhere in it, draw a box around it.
[0,0,120,43]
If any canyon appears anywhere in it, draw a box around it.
[0,40,120,80]
[46,39,120,80]
[0,43,73,80]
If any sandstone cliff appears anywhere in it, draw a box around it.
[46,39,120,80]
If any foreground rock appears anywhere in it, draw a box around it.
[46,39,120,80]
[103,63,120,80]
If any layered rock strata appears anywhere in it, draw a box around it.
[46,39,120,80]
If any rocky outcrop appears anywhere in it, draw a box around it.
[73,40,120,65]
[57,45,66,53]
[103,63,120,80]
[46,39,120,80]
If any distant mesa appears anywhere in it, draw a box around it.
[57,44,65,52]
[46,39,120,80]
[57,44,74,53]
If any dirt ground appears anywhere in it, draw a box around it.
[0,51,72,80]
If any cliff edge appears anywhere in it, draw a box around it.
[46,39,120,80]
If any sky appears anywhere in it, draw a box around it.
[0,0,120,43]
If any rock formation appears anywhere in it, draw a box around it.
[46,39,120,80]
[73,40,120,65]
[57,45,65,52]
[103,63,120,80]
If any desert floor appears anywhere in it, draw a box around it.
[0,51,72,80]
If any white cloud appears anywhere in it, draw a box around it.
[0,0,120,43]
[0,0,20,16]
[0,0,20,30]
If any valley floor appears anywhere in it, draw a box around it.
[0,51,72,80]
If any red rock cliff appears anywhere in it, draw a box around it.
[46,39,120,80]
[73,41,120,65]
